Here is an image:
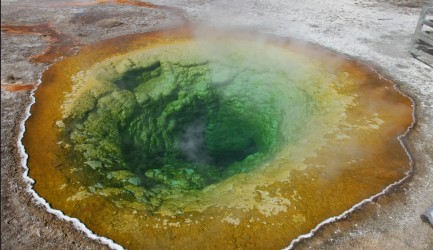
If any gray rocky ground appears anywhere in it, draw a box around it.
[1,0,432,249]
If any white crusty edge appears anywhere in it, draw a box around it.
[17,78,125,250]
[17,60,415,250]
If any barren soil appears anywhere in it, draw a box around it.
[1,0,432,249]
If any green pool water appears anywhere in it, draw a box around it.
[61,40,319,210]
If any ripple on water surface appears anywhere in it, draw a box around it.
[23,27,413,249]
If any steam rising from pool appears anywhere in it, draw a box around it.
[23,28,413,249]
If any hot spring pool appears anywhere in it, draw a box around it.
[23,27,413,249]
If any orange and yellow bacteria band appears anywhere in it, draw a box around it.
[23,28,413,249]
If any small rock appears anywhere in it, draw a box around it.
[421,206,433,227]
